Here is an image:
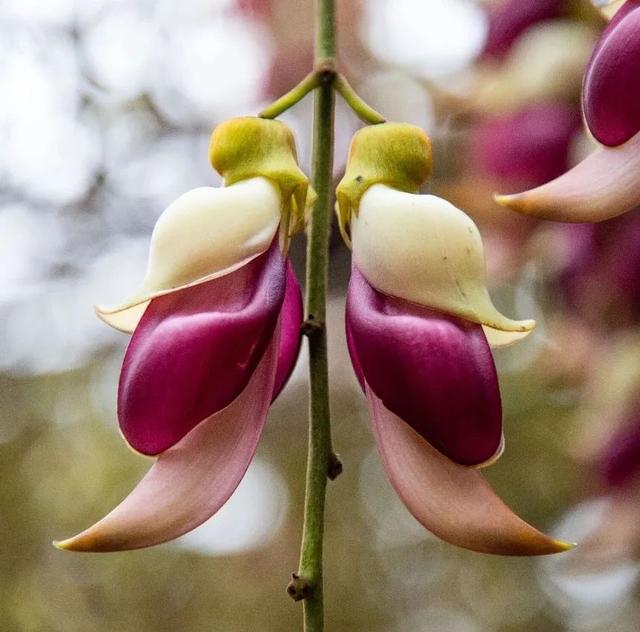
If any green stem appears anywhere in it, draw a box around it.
[315,0,336,64]
[259,71,320,119]
[334,74,386,124]
[296,1,336,631]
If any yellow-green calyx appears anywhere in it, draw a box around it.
[209,117,315,242]
[335,122,432,246]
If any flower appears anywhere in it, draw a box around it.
[587,417,640,564]
[439,104,581,282]
[482,0,563,60]
[55,117,310,552]
[337,123,573,555]
[496,1,640,222]
[569,332,640,565]
[556,211,640,326]
[473,20,596,114]
[471,104,582,190]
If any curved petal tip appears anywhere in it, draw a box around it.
[494,131,640,223]
[367,388,574,556]
[54,336,278,553]
[483,324,535,348]
[94,301,149,334]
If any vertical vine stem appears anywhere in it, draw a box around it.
[295,0,336,630]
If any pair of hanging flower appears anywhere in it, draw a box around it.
[55,115,571,557]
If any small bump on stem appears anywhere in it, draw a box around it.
[287,573,314,602]
[301,317,325,337]
[327,452,343,480]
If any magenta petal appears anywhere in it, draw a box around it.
[346,319,365,391]
[483,0,562,59]
[271,260,303,400]
[560,212,640,321]
[599,418,640,489]
[55,336,278,552]
[346,267,502,466]
[119,240,285,456]
[472,104,581,187]
[583,1,640,146]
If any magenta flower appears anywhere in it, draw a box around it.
[574,423,640,565]
[471,103,581,188]
[474,20,596,114]
[336,124,572,555]
[56,118,310,551]
[599,417,640,489]
[575,343,640,564]
[587,418,640,564]
[57,118,573,557]
[496,1,640,222]
[482,0,563,60]
[558,211,640,325]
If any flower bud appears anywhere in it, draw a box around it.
[335,122,431,244]
[210,117,314,237]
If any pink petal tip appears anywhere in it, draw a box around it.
[494,130,640,223]
[54,336,279,552]
[367,388,574,556]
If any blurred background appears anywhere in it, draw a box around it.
[2,0,640,630]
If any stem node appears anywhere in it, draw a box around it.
[315,60,337,84]
[287,573,314,602]
[301,317,325,337]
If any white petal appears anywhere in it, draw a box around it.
[97,176,281,333]
[351,184,534,346]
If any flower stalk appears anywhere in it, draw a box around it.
[256,2,387,627]
[334,74,386,124]
[259,71,320,120]
[294,2,336,630]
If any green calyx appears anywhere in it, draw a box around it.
[209,117,315,242]
[335,122,432,246]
